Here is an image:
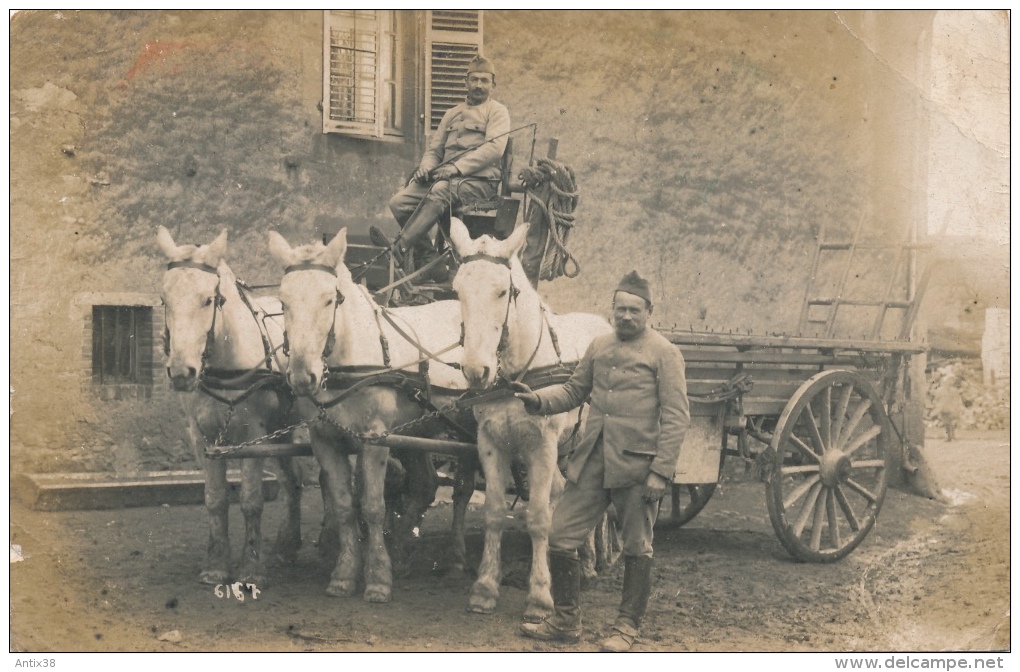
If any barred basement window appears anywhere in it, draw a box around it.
[92,305,151,384]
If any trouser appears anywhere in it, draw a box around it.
[549,437,659,558]
[388,177,498,248]
[548,437,660,633]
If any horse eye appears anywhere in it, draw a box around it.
[497,289,508,298]
[204,297,214,307]
[324,298,333,307]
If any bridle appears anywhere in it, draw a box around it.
[280,261,346,364]
[163,260,225,367]
[458,252,554,382]
[460,253,519,357]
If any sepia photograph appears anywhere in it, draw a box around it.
[8,9,1010,660]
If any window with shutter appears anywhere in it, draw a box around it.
[323,10,392,137]
[322,10,484,141]
[425,10,483,132]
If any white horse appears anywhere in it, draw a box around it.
[448,217,614,622]
[268,229,477,602]
[157,226,304,586]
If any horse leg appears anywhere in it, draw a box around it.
[521,438,557,623]
[317,466,341,565]
[449,451,479,577]
[193,424,230,585]
[358,443,393,603]
[315,440,361,597]
[237,456,267,587]
[468,434,511,615]
[271,455,303,565]
[390,451,437,577]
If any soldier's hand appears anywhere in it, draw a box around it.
[642,472,670,503]
[412,167,431,184]
[510,381,541,414]
[432,164,459,181]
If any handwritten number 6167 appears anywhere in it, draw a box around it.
[214,582,260,601]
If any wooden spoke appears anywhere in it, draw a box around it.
[790,434,822,463]
[849,458,886,470]
[837,398,872,449]
[804,407,826,454]
[843,425,883,458]
[810,490,827,551]
[833,484,861,532]
[781,464,821,475]
[832,384,853,448]
[792,481,823,538]
[819,385,832,450]
[784,474,821,510]
[844,478,878,504]
[826,489,842,549]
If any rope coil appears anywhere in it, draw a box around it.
[519,158,581,281]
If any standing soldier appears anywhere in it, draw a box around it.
[513,270,690,652]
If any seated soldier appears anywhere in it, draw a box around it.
[378,55,510,281]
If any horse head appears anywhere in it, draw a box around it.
[449,218,531,389]
[157,226,228,391]
[268,229,348,396]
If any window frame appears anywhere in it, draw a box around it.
[91,305,152,385]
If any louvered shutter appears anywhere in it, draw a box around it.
[323,10,388,137]
[424,10,483,132]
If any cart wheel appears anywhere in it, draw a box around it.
[655,483,717,529]
[765,369,890,562]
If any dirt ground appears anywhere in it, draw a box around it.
[9,430,1010,653]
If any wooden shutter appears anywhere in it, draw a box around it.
[323,10,390,137]
[424,10,483,132]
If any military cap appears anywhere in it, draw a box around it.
[616,270,652,304]
[467,54,495,77]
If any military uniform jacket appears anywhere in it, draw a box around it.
[534,328,690,489]
[419,98,510,181]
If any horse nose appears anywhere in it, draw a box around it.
[167,365,198,390]
[287,369,317,396]
[463,364,492,389]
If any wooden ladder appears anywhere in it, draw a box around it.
[797,218,929,340]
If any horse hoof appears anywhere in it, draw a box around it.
[198,569,230,585]
[363,585,392,603]
[523,604,552,624]
[325,580,358,597]
[238,573,268,590]
[467,593,498,615]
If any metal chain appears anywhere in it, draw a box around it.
[203,414,318,459]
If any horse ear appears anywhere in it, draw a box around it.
[448,217,473,255]
[324,228,348,269]
[203,228,229,266]
[267,231,294,266]
[156,225,179,259]
[503,221,530,257]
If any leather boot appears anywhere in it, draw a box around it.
[397,198,447,260]
[599,555,652,652]
[519,550,582,643]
